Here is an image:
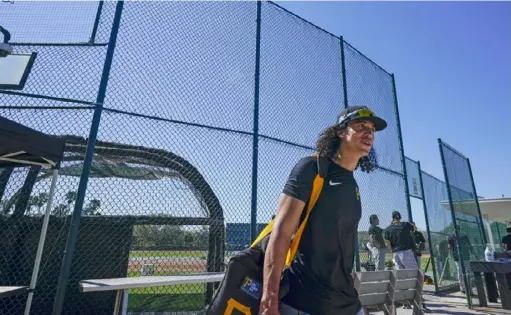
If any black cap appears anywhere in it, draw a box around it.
[392,211,401,219]
[336,106,387,131]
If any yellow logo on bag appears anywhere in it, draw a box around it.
[224,298,251,315]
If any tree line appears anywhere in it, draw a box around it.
[132,224,210,250]
[25,190,102,216]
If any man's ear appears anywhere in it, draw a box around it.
[337,127,347,139]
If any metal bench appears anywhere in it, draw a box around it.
[0,286,28,299]
[354,269,424,315]
[79,272,225,315]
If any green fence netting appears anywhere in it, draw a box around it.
[421,170,460,292]
[438,138,487,306]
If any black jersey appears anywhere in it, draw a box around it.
[384,222,415,253]
[280,156,362,315]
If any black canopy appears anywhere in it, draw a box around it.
[0,116,65,168]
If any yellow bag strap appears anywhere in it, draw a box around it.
[249,154,326,268]
[250,219,274,248]
[284,173,324,267]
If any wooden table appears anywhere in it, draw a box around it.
[471,260,511,310]
[0,286,28,299]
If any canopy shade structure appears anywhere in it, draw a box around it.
[39,158,181,181]
[0,116,65,315]
[0,116,65,168]
[440,197,511,224]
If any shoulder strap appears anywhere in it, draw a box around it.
[284,153,329,267]
[250,154,329,268]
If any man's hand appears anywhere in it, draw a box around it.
[260,194,305,315]
[385,239,392,252]
[259,291,280,315]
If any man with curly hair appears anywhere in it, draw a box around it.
[258,106,386,315]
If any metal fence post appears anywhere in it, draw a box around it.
[340,37,349,110]
[467,157,488,245]
[250,0,262,243]
[391,74,413,222]
[438,138,471,308]
[340,36,361,272]
[52,2,124,314]
[417,161,439,292]
[89,1,104,44]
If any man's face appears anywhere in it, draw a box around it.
[374,216,379,225]
[339,119,375,156]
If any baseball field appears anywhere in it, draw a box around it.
[126,250,432,311]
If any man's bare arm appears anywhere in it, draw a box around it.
[385,239,392,252]
[259,193,305,314]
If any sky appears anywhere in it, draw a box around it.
[0,1,510,236]
[276,1,511,200]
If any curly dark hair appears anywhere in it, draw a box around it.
[315,125,377,173]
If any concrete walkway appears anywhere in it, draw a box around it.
[390,290,511,315]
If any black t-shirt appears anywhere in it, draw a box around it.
[414,231,426,244]
[413,231,426,257]
[447,234,471,262]
[368,225,385,248]
[279,156,362,315]
[384,221,415,253]
[502,234,511,251]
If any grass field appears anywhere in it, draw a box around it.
[127,250,210,311]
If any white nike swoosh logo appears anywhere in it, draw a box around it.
[329,180,342,186]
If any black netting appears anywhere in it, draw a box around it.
[103,1,257,132]
[0,1,107,44]
[0,1,445,314]
[422,171,459,291]
[344,43,401,174]
[355,169,407,270]
[343,41,407,271]
[259,3,344,146]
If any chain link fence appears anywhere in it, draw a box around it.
[406,140,489,296]
[420,170,459,292]
[1,1,118,314]
[404,157,435,289]
[342,41,409,271]
[438,138,487,306]
[490,221,509,251]
[0,1,487,314]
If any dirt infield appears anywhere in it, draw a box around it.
[126,251,432,275]
[128,257,207,274]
